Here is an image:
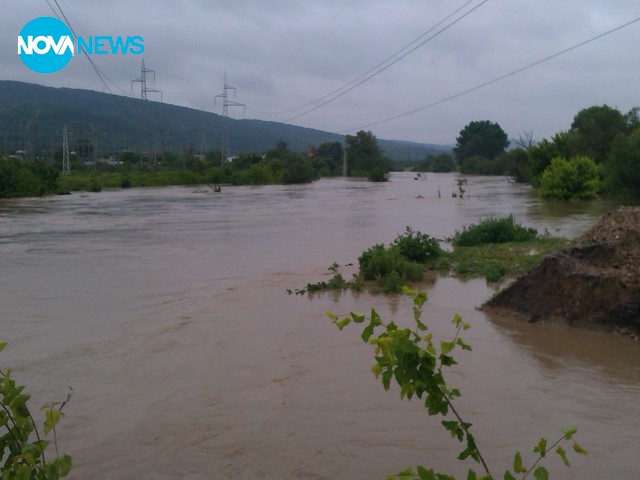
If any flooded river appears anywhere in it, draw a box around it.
[1,172,638,479]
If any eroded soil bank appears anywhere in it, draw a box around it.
[483,206,640,336]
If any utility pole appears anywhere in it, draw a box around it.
[132,59,162,166]
[342,148,348,177]
[62,124,70,175]
[214,72,245,166]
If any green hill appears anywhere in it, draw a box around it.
[0,80,449,160]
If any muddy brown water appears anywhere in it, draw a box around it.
[1,172,638,479]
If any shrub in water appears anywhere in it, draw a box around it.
[392,227,442,263]
[453,215,537,246]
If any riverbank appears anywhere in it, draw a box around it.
[483,205,640,337]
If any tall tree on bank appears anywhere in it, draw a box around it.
[569,104,629,164]
[453,120,510,174]
[345,130,389,180]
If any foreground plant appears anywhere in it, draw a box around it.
[0,342,72,479]
[327,288,587,480]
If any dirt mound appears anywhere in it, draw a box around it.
[482,206,640,336]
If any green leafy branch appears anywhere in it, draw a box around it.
[327,288,586,479]
[1,342,72,479]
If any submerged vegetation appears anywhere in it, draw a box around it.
[296,216,569,294]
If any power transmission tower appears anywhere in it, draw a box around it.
[132,59,162,166]
[214,72,245,166]
[62,124,70,175]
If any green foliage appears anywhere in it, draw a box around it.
[459,154,509,176]
[358,244,425,293]
[0,158,60,198]
[328,289,587,480]
[569,104,629,164]
[538,156,601,201]
[412,153,454,173]
[0,342,72,479]
[291,262,362,295]
[605,129,640,204]
[367,166,388,182]
[452,215,538,247]
[506,149,531,183]
[346,130,390,179]
[357,229,442,292]
[453,121,510,172]
[442,236,570,283]
[392,227,443,264]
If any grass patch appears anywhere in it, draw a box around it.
[452,214,538,246]
[438,236,570,282]
[294,217,570,293]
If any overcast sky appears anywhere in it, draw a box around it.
[3,1,640,145]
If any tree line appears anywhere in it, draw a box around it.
[414,105,640,203]
[0,130,390,198]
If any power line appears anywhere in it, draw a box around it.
[341,15,640,134]
[283,0,489,122]
[248,0,487,118]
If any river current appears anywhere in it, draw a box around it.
[1,172,638,479]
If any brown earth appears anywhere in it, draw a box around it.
[482,206,640,337]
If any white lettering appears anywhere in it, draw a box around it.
[17,35,74,55]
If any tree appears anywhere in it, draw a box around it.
[506,148,531,183]
[453,120,510,174]
[313,141,343,176]
[345,130,388,179]
[538,156,601,200]
[606,128,640,203]
[413,152,454,173]
[569,105,629,163]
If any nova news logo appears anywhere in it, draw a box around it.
[18,16,144,74]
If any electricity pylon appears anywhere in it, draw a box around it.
[214,72,245,166]
[132,59,162,165]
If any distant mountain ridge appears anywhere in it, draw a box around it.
[0,80,449,160]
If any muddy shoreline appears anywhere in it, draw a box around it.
[482,206,640,338]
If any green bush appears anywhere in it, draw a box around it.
[538,155,601,200]
[392,227,442,263]
[358,244,424,284]
[453,215,538,246]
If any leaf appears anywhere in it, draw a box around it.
[335,318,351,330]
[361,324,375,343]
[533,437,547,457]
[396,467,416,480]
[416,317,428,332]
[563,427,577,440]
[466,470,478,480]
[440,340,455,355]
[371,308,382,327]
[513,452,526,474]
[325,311,338,320]
[413,291,428,307]
[452,313,462,327]
[456,338,472,351]
[555,446,570,467]
[350,311,366,324]
[402,285,417,296]
[573,441,588,455]
[44,409,61,434]
[533,466,549,480]
[503,471,517,480]
[417,466,435,480]
[0,342,6,352]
